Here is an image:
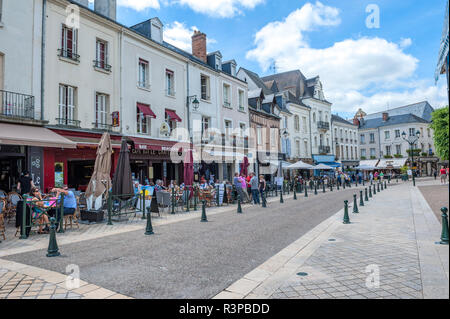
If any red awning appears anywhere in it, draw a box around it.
[137,103,156,118]
[165,109,182,122]
[129,137,189,152]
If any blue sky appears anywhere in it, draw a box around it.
[91,0,448,118]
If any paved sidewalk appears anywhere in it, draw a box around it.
[0,259,132,299]
[215,180,449,299]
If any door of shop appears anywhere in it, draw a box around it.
[0,153,25,192]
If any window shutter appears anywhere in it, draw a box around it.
[59,85,65,120]
[72,28,78,55]
[67,86,74,121]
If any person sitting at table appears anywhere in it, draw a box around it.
[51,185,77,221]
[29,187,50,234]
[199,180,209,190]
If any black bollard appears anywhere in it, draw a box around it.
[365,188,369,202]
[439,207,449,245]
[343,200,351,224]
[145,212,154,235]
[337,182,340,191]
[293,186,297,200]
[237,194,242,214]
[374,184,377,195]
[369,186,373,198]
[314,182,318,195]
[377,183,380,193]
[171,188,176,214]
[353,194,359,214]
[384,181,387,189]
[201,200,208,222]
[46,218,60,257]
[330,183,333,192]
[323,182,326,193]
[360,190,364,207]
[305,185,308,197]
[280,188,284,203]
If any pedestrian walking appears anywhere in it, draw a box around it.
[250,173,260,205]
[440,167,447,184]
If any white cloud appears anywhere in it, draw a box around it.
[399,37,412,49]
[164,22,217,52]
[117,0,160,11]
[246,1,446,114]
[174,0,265,18]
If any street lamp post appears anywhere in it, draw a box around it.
[402,130,421,187]
[279,128,289,190]
[186,95,199,184]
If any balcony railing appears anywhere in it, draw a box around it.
[92,122,113,131]
[93,60,112,72]
[317,121,330,130]
[223,101,231,108]
[58,49,80,63]
[319,145,331,154]
[56,118,81,128]
[0,90,35,119]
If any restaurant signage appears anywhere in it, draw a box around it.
[112,112,120,127]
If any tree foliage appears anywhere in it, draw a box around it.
[430,106,449,160]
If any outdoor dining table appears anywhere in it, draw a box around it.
[16,197,61,237]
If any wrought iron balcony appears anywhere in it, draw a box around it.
[58,49,80,63]
[0,90,35,119]
[319,145,331,154]
[56,118,81,128]
[317,121,330,130]
[93,60,112,72]
[92,122,113,131]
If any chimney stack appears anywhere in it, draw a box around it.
[192,31,207,63]
[382,112,389,122]
[353,117,360,127]
[94,0,117,21]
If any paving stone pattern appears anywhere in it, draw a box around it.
[269,186,425,299]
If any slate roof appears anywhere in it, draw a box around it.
[359,114,431,130]
[261,70,307,98]
[239,68,274,95]
[363,101,434,122]
[332,114,356,127]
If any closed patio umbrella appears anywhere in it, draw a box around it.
[112,138,134,198]
[183,148,194,186]
[240,156,249,176]
[85,132,112,200]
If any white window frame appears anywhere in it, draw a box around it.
[138,58,150,89]
[396,144,402,155]
[223,83,231,108]
[58,84,75,124]
[201,74,210,101]
[166,69,175,96]
[61,25,78,59]
[95,38,109,69]
[202,116,211,139]
[238,89,245,111]
[224,119,233,139]
[361,149,367,158]
[137,103,150,135]
[384,131,390,140]
[95,93,108,126]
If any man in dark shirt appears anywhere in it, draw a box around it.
[17,171,35,195]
